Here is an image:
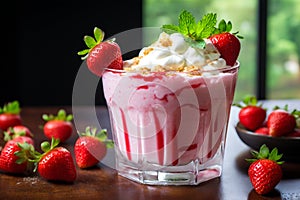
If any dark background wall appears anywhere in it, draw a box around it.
[1,0,142,106]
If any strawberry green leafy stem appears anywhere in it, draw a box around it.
[14,142,37,165]
[292,109,300,128]
[4,127,28,142]
[77,27,116,60]
[214,19,243,39]
[14,137,61,172]
[0,100,21,114]
[78,126,114,148]
[42,109,73,122]
[233,95,265,108]
[246,144,284,165]
[161,10,243,49]
[77,27,104,60]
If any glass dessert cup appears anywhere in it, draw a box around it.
[102,62,239,185]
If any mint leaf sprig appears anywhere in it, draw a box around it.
[162,10,217,48]
[161,10,242,48]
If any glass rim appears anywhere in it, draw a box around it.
[103,61,240,75]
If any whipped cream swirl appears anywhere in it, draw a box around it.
[123,32,227,74]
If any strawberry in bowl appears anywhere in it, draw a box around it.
[267,106,298,137]
[235,97,300,161]
[233,95,267,131]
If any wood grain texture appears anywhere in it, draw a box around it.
[0,104,299,200]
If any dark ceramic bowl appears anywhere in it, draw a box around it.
[235,122,300,161]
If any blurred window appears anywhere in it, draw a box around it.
[143,0,300,100]
[266,0,300,99]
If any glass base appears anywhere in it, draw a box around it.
[115,145,224,186]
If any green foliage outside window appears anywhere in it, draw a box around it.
[143,0,300,100]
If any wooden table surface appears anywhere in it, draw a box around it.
[1,100,300,200]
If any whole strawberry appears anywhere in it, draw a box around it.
[267,105,297,137]
[0,136,34,174]
[16,138,77,182]
[38,139,76,182]
[254,127,269,135]
[161,11,242,66]
[4,125,34,142]
[246,144,284,195]
[209,20,242,66]
[0,101,22,131]
[75,126,113,169]
[78,27,123,76]
[42,109,73,143]
[234,95,267,131]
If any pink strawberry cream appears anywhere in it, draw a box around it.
[102,32,239,185]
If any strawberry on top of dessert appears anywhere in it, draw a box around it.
[123,10,241,75]
[78,10,242,77]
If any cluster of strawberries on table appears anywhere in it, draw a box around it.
[0,100,112,182]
